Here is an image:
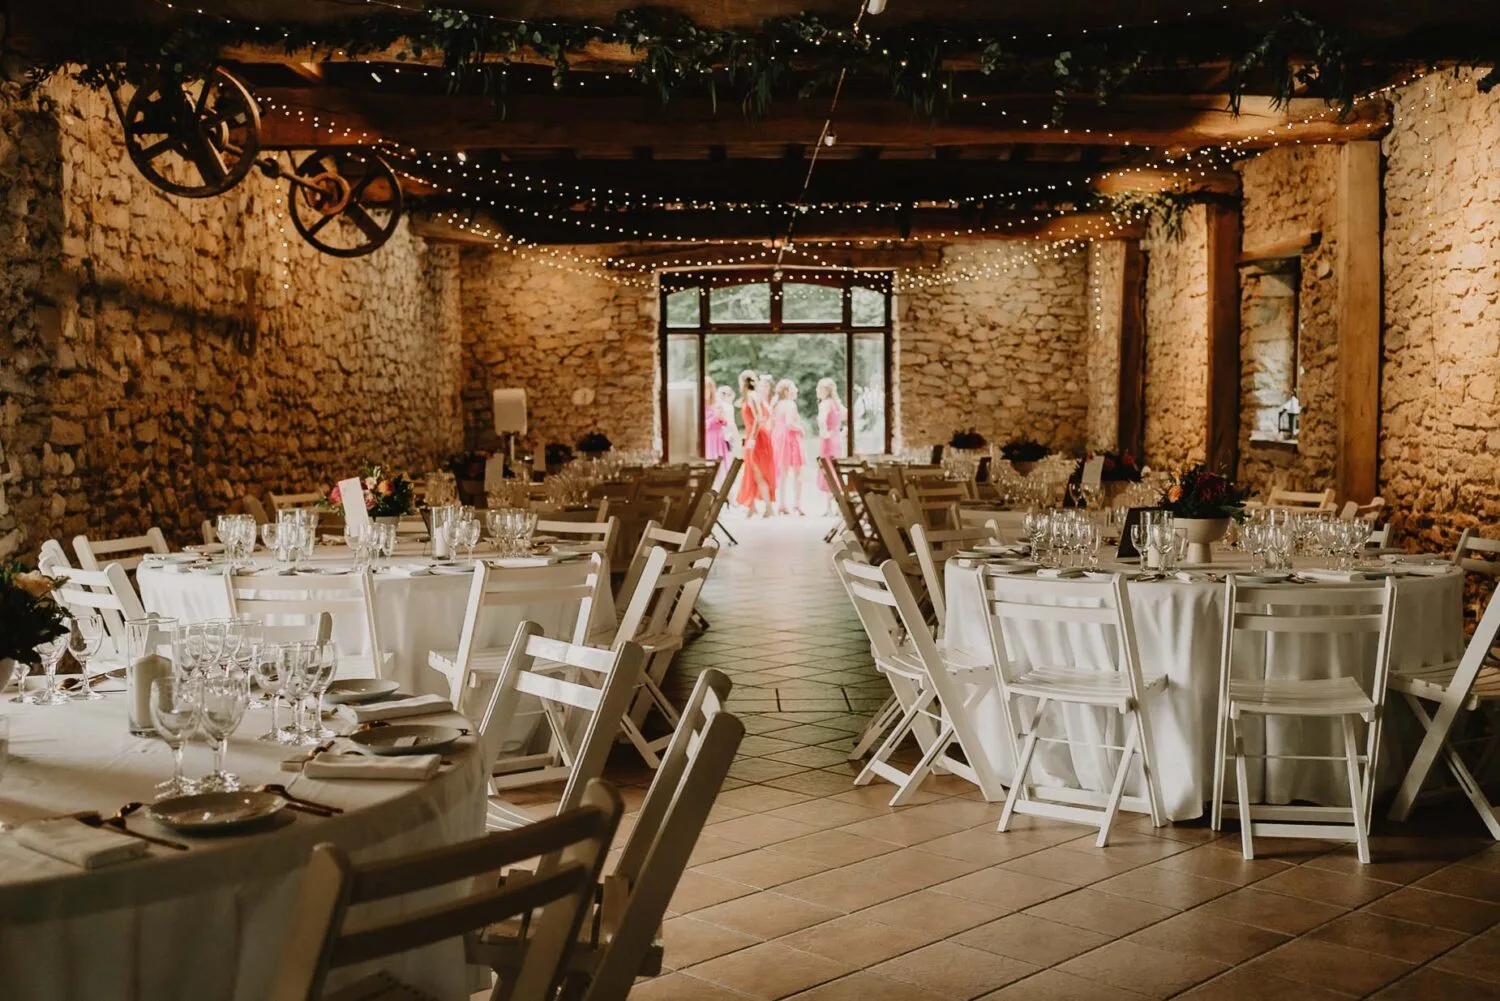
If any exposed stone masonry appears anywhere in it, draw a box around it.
[1085,241,1124,453]
[1142,208,1209,469]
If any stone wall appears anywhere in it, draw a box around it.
[0,79,463,559]
[1382,70,1500,550]
[1235,146,1340,495]
[895,241,1089,454]
[1142,208,1209,469]
[1085,241,1125,452]
[458,247,658,456]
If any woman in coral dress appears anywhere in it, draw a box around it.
[815,377,848,513]
[773,379,808,515]
[734,370,777,516]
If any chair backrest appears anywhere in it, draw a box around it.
[475,621,646,811]
[1220,577,1396,712]
[242,494,270,526]
[1453,528,1500,578]
[616,522,703,611]
[1081,456,1106,489]
[535,516,620,557]
[1267,486,1337,512]
[267,781,622,1001]
[1368,524,1391,548]
[1355,497,1385,523]
[909,482,966,530]
[583,670,743,1001]
[835,552,908,673]
[978,569,1151,702]
[227,569,383,677]
[909,523,993,634]
[613,544,715,653]
[37,539,73,575]
[862,492,917,572]
[269,491,323,512]
[711,457,743,495]
[1411,582,1500,715]
[72,528,170,572]
[50,562,147,664]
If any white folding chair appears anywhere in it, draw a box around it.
[269,491,322,512]
[242,494,270,526]
[842,558,1007,804]
[1210,578,1396,864]
[535,516,619,558]
[72,527,169,572]
[909,523,994,635]
[49,562,147,673]
[1266,486,1337,513]
[267,782,622,1001]
[1453,528,1500,578]
[835,545,915,763]
[980,570,1167,847]
[227,568,387,679]
[612,522,702,620]
[1388,585,1500,839]
[471,621,645,831]
[429,555,608,703]
[907,482,965,530]
[472,670,743,1001]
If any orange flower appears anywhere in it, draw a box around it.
[14,571,57,598]
[1167,485,1183,503]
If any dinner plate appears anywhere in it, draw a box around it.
[350,724,465,757]
[322,678,401,705]
[149,791,287,834]
[430,563,476,575]
[1236,572,1291,584]
[984,560,1041,574]
[296,566,355,575]
[143,553,199,565]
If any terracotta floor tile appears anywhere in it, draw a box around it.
[693,891,845,939]
[765,770,865,797]
[858,889,1009,937]
[1253,862,1400,908]
[1022,888,1176,937]
[689,834,759,867]
[1091,866,1238,910]
[1057,939,1228,999]
[917,827,1061,866]
[768,798,887,830]
[693,848,836,889]
[784,972,950,1001]
[872,941,1039,999]
[1301,849,1456,885]
[1238,938,1414,996]
[662,915,764,969]
[1125,910,1290,965]
[672,871,762,914]
[688,941,857,1001]
[1149,843,1294,886]
[954,913,1112,966]
[779,913,949,964]
[1000,847,1144,887]
[1173,966,1354,1001]
[1433,930,1500,984]
[1370,966,1500,1000]
[775,829,900,867]
[628,972,760,1001]
[977,969,1152,1001]
[1366,885,1500,933]
[706,814,825,850]
[1309,909,1467,964]
[1416,863,1500,903]
[729,758,814,784]
[1192,886,1346,935]
[715,785,817,813]
[769,746,859,769]
[837,812,971,848]
[932,866,1076,911]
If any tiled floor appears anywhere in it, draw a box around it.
[629,516,1500,1000]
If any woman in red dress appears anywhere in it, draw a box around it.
[734,370,777,517]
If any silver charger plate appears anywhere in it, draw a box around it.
[350,724,464,757]
[323,679,401,705]
[149,791,286,834]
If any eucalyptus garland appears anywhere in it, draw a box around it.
[22,6,1499,123]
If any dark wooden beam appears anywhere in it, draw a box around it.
[1239,230,1321,265]
[1336,140,1381,504]
[1205,202,1243,475]
[1116,240,1147,461]
[252,88,1392,152]
[1092,166,1242,196]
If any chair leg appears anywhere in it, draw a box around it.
[618,715,663,769]
[848,694,902,760]
[998,701,1047,833]
[890,725,955,806]
[1341,714,1371,864]
[714,523,738,546]
[1443,740,1500,840]
[1210,696,1230,832]
[853,699,924,788]
[1096,717,1141,848]
[1232,716,1254,861]
[1388,694,1451,823]
[1132,699,1167,828]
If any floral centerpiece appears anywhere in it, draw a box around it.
[545,442,575,468]
[0,561,69,670]
[326,464,416,520]
[1000,436,1051,474]
[949,429,987,450]
[1100,450,1143,483]
[1159,464,1251,563]
[446,449,491,483]
[577,431,612,456]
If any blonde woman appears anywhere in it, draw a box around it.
[816,377,848,512]
[734,370,777,516]
[716,385,741,458]
[772,379,807,515]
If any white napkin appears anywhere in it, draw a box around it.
[1298,569,1374,583]
[15,818,151,868]
[1036,567,1084,579]
[1392,564,1454,577]
[335,694,453,724]
[304,753,442,780]
[488,556,567,569]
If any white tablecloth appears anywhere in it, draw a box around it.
[943,559,1464,820]
[139,544,617,698]
[0,696,486,1001]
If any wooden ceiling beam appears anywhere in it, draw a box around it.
[1091,165,1242,196]
[253,87,1392,151]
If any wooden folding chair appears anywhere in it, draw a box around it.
[242,494,270,526]
[73,527,170,572]
[1266,486,1337,512]
[535,517,619,558]
[613,522,702,618]
[472,671,744,1001]
[269,490,324,512]
[266,781,622,1001]
[49,562,148,673]
[981,569,1167,847]
[228,568,388,679]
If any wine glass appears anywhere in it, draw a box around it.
[197,669,249,791]
[304,640,340,741]
[228,619,264,704]
[9,658,34,704]
[33,633,71,706]
[150,677,199,799]
[250,642,289,743]
[66,614,106,701]
[260,523,281,569]
[279,643,315,744]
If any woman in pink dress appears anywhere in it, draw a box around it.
[816,377,848,513]
[773,379,807,515]
[704,377,728,462]
[734,370,776,516]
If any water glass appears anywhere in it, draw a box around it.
[250,642,289,743]
[33,633,71,706]
[150,677,199,799]
[8,658,33,704]
[197,669,250,791]
[279,643,316,744]
[304,640,340,741]
[67,614,106,701]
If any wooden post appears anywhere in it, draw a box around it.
[1115,241,1146,460]
[1205,203,1242,474]
[1337,141,1382,504]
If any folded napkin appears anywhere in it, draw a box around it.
[1391,563,1454,577]
[488,556,567,569]
[335,693,453,724]
[1298,569,1374,583]
[15,818,150,869]
[304,753,442,780]
[1036,567,1084,579]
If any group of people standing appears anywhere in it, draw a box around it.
[703,372,847,518]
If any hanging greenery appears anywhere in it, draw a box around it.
[1096,190,1243,242]
[22,5,1495,124]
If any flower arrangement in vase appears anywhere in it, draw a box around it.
[1099,450,1143,483]
[326,464,416,520]
[576,431,612,457]
[0,561,69,674]
[1000,436,1051,475]
[1159,464,1251,563]
[948,428,988,451]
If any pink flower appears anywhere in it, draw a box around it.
[328,484,343,506]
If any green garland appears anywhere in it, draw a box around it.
[23,6,1498,124]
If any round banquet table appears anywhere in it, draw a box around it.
[0,695,486,1001]
[138,543,617,698]
[942,556,1464,821]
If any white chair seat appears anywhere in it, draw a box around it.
[1008,666,1167,707]
[884,647,991,684]
[1390,660,1500,710]
[1228,676,1374,719]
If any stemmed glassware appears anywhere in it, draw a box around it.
[303,640,340,741]
[67,614,105,701]
[251,642,290,743]
[150,676,199,798]
[8,658,33,704]
[197,669,250,791]
[33,633,71,706]
[279,643,316,744]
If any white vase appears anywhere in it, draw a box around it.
[1178,517,1231,566]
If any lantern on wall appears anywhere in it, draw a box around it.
[1277,393,1302,440]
